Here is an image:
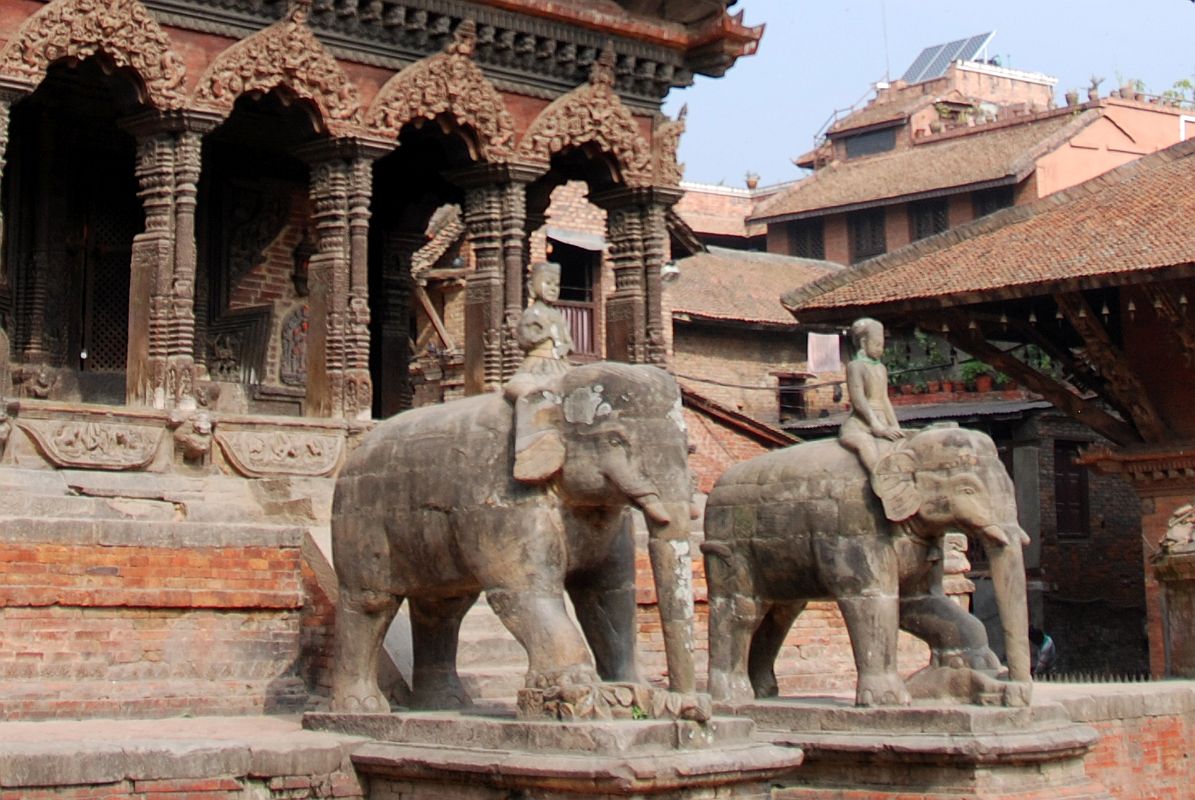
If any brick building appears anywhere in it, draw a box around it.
[754,40,1192,266]
[0,0,765,722]
[783,137,1195,680]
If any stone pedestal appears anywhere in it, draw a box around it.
[726,698,1110,800]
[1154,546,1195,677]
[305,710,802,799]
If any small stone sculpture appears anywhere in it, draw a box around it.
[839,317,904,473]
[703,422,1032,708]
[1159,502,1195,555]
[330,361,701,719]
[506,261,574,483]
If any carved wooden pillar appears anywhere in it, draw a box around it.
[0,85,26,300]
[378,232,421,417]
[448,163,542,393]
[297,138,388,419]
[460,182,503,395]
[593,187,677,365]
[123,111,218,409]
[641,189,679,366]
[22,111,66,366]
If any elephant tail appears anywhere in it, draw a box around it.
[700,541,734,561]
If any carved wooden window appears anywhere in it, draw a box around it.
[972,186,1015,219]
[847,208,886,264]
[788,219,825,260]
[909,198,949,242]
[1054,441,1090,538]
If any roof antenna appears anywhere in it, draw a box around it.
[879,0,891,80]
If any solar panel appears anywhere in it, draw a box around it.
[899,32,995,84]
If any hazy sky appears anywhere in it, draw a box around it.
[663,0,1195,187]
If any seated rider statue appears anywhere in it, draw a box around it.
[839,317,904,474]
[506,261,574,482]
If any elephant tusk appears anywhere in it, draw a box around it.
[639,494,672,526]
[980,524,1010,546]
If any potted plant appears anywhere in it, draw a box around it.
[961,361,994,392]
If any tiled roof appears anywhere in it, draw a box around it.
[782,137,1195,320]
[667,246,839,326]
[673,187,758,238]
[827,90,947,135]
[752,110,1096,223]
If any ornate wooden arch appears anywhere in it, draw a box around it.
[192,3,362,136]
[0,0,187,109]
[367,20,515,162]
[517,45,651,186]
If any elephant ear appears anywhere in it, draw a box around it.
[871,449,919,522]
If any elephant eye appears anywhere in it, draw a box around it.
[607,435,625,447]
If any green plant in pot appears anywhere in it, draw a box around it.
[960,361,994,392]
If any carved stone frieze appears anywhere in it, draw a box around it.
[215,428,344,477]
[0,0,186,108]
[517,45,651,186]
[18,419,165,470]
[192,3,363,135]
[651,105,685,187]
[280,305,310,386]
[367,20,515,162]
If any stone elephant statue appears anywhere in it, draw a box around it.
[702,424,1031,707]
[330,362,697,713]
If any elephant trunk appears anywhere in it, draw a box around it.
[647,501,696,694]
[983,522,1031,682]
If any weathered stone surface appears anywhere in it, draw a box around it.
[329,362,698,714]
[317,711,801,799]
[704,422,1031,708]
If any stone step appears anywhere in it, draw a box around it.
[0,515,304,548]
[0,491,181,522]
[456,635,526,670]
[459,665,527,701]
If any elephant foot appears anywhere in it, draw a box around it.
[935,646,1003,673]
[526,664,601,691]
[855,672,912,707]
[517,681,712,722]
[906,665,1033,707]
[708,669,754,705]
[331,684,391,714]
[410,687,474,711]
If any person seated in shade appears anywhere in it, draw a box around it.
[1029,626,1057,675]
[505,261,573,482]
[839,317,904,473]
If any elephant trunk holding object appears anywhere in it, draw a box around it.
[329,361,697,714]
[703,423,1032,707]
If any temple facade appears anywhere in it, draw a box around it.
[0,0,761,423]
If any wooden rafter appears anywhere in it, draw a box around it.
[414,285,455,351]
[929,310,1140,446]
[1054,292,1169,443]
[1138,283,1195,368]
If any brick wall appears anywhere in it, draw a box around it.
[1027,414,1146,675]
[0,774,364,800]
[0,529,312,720]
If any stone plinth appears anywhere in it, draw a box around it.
[305,710,803,799]
[1153,546,1195,677]
[726,697,1110,800]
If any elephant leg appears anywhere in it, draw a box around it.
[567,525,639,683]
[331,588,401,713]
[748,601,806,698]
[818,535,909,707]
[704,544,760,704]
[408,593,479,710]
[488,587,599,688]
[900,593,1001,672]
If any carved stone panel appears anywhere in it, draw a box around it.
[0,0,187,108]
[191,3,363,135]
[18,419,165,470]
[215,429,344,477]
[280,305,309,386]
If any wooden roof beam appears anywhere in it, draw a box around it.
[929,310,1140,447]
[1054,291,1170,443]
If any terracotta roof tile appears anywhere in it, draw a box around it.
[827,90,949,134]
[673,187,756,237]
[782,137,1195,319]
[752,110,1095,223]
[667,246,839,326]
